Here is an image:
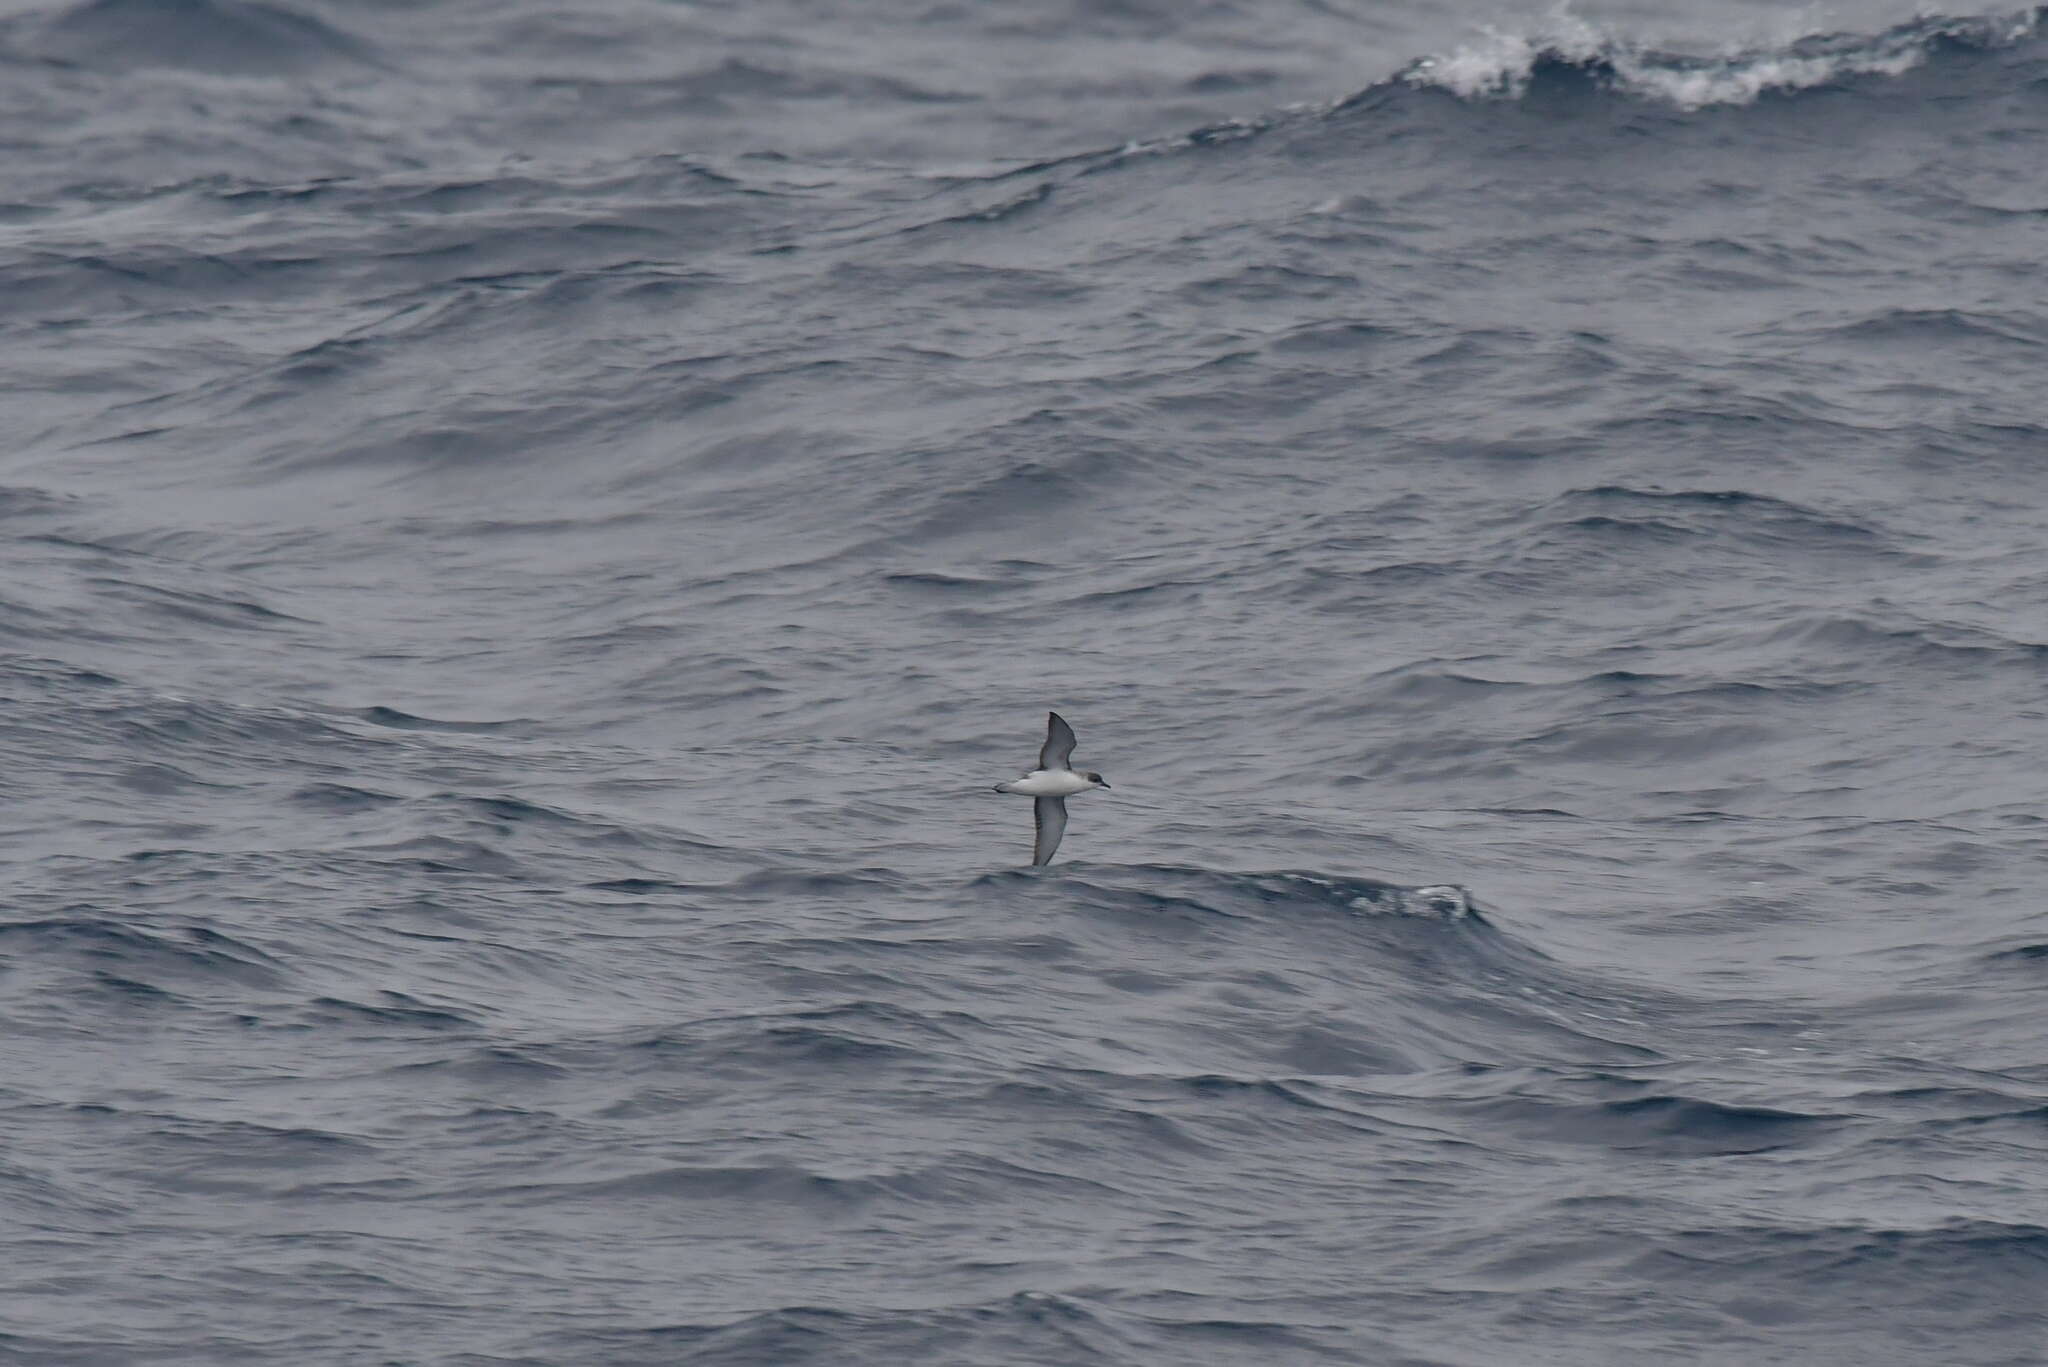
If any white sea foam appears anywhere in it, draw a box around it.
[1347,884,1475,919]
[1403,13,1605,101]
[1403,8,2042,111]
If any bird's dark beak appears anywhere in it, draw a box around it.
[1099,780,1112,789]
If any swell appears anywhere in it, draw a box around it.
[1394,9,2043,110]
[912,8,2048,213]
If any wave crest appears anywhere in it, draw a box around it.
[1401,9,2041,110]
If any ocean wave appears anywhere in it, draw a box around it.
[1399,9,2041,109]
[0,917,289,990]
[33,0,380,75]
[1477,1091,1845,1157]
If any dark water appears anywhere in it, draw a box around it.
[6,1,2048,1362]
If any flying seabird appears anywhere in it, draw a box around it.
[992,711,1111,866]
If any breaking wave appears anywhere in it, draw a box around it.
[1401,8,2041,108]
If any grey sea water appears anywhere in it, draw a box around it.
[5,1,2048,1363]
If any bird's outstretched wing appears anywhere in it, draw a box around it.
[1039,711,1078,771]
[1033,796,1067,866]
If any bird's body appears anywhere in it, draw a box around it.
[992,712,1110,865]
[994,768,1099,798]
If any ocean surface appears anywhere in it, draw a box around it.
[5,1,2048,1363]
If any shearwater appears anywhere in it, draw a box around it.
[993,712,1111,866]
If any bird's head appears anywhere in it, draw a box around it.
[1085,771,1111,790]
